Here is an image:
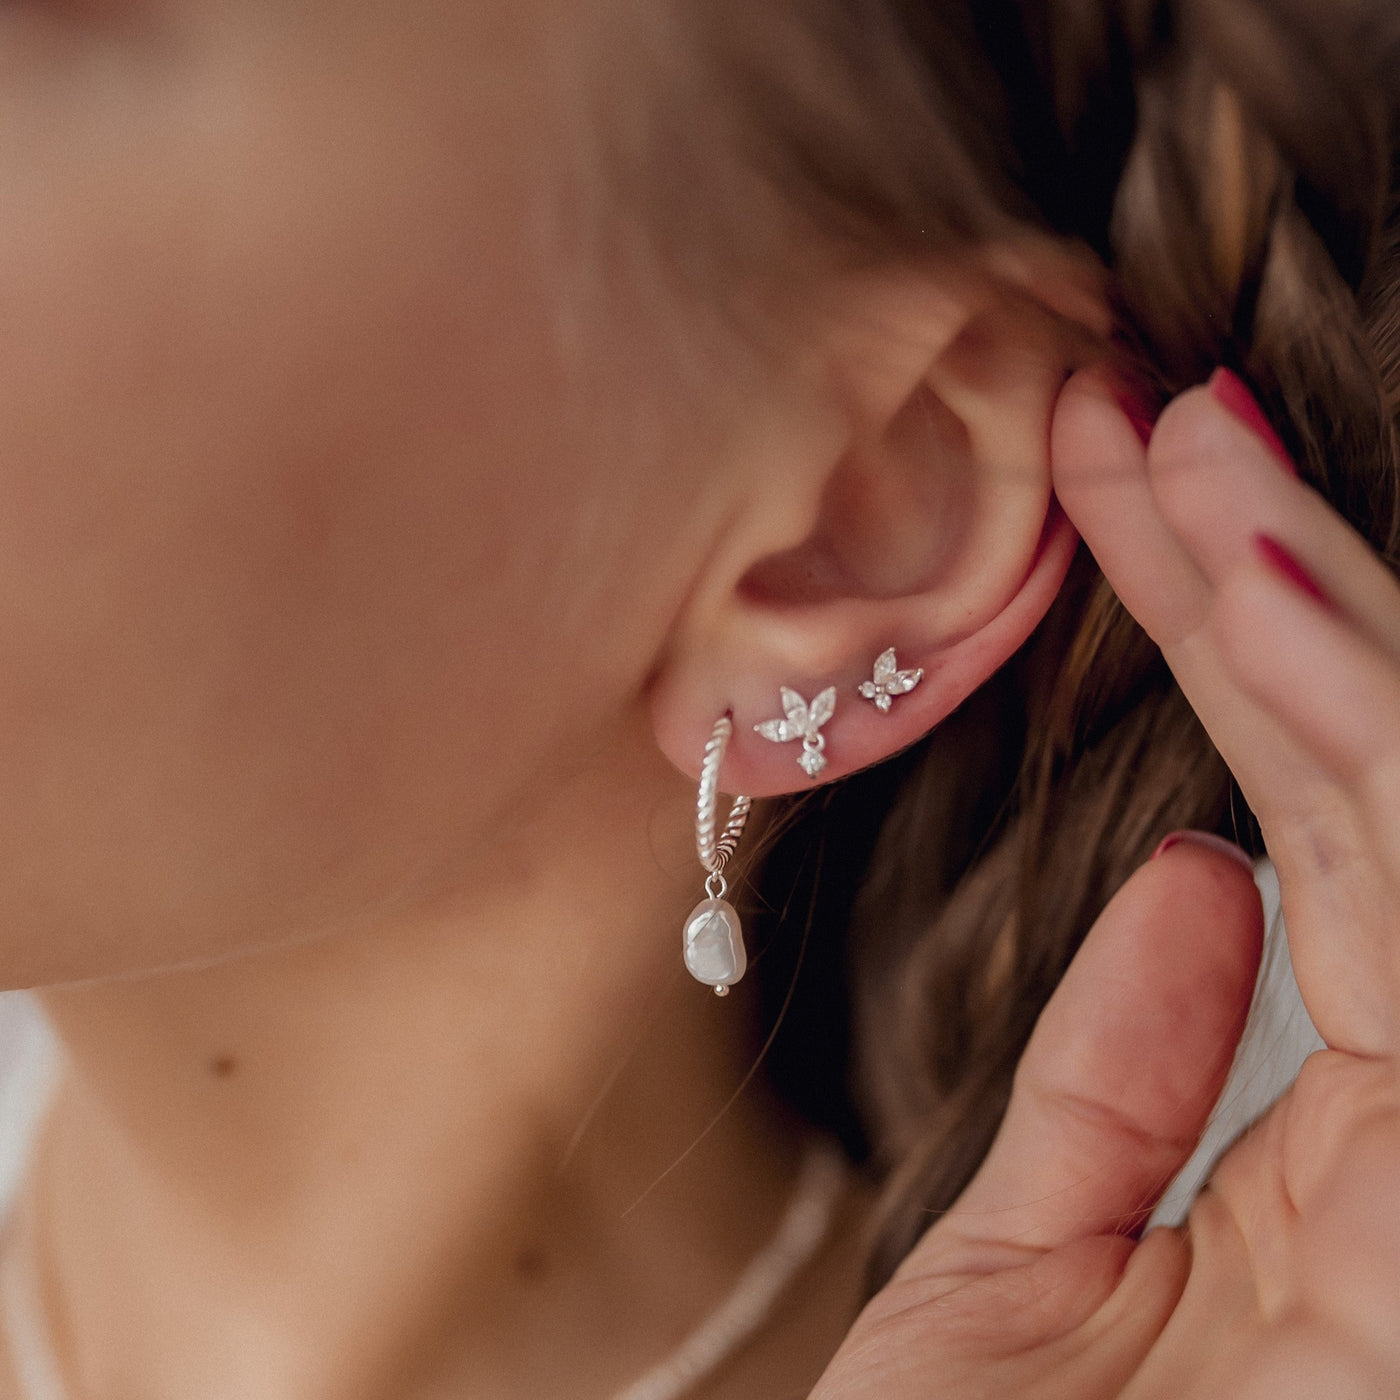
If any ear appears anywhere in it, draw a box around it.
[649,243,1106,795]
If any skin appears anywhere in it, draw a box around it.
[0,1,873,1395]
[0,0,1393,1396]
[0,0,1066,1394]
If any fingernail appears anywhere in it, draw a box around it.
[1111,379,1160,447]
[1208,368,1297,475]
[1253,533,1332,609]
[1152,830,1256,873]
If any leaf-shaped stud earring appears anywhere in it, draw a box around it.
[754,686,837,778]
[858,648,923,713]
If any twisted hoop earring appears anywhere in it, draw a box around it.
[685,715,753,996]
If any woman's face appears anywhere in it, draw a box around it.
[0,0,824,982]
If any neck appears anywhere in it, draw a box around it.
[24,721,840,1400]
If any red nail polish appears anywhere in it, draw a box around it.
[1254,534,1331,608]
[1209,369,1297,475]
[1152,830,1256,872]
[1111,380,1159,447]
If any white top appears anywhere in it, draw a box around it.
[1150,860,1323,1226]
[0,999,57,1226]
[0,859,1321,1232]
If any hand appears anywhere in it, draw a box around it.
[809,370,1400,1398]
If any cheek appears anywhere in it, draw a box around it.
[0,12,696,981]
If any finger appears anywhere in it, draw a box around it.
[1208,549,1400,1050]
[1051,370,1308,805]
[1051,369,1400,802]
[1139,379,1400,851]
[1145,379,1400,663]
[1214,555,1400,840]
[1050,367,1212,648]
[1051,370,1341,788]
[1057,368,1400,1050]
[897,840,1263,1288]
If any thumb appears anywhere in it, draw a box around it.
[899,836,1264,1289]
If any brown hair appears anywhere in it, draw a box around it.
[689,0,1400,1289]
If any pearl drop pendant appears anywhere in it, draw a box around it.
[683,897,746,996]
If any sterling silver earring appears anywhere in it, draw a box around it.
[685,716,753,996]
[754,686,837,778]
[858,648,923,712]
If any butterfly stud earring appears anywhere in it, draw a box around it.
[755,686,837,778]
[859,648,923,712]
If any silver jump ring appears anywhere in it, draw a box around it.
[696,715,752,876]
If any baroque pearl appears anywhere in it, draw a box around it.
[683,897,746,993]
